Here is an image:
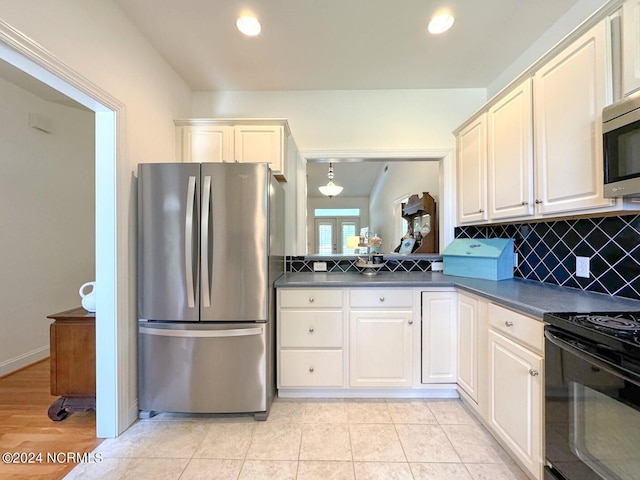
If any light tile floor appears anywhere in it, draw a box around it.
[63,398,528,480]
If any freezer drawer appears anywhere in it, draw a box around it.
[138,322,267,414]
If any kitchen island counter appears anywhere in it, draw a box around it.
[275,272,640,318]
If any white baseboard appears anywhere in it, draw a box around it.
[277,386,459,399]
[0,346,49,377]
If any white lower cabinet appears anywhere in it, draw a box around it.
[456,293,479,402]
[349,289,414,387]
[277,287,462,392]
[349,310,413,387]
[421,291,457,383]
[277,288,345,388]
[279,350,343,387]
[487,305,544,480]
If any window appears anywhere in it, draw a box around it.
[313,209,361,254]
[314,208,360,217]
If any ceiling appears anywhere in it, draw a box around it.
[0,1,583,198]
[307,161,386,198]
[113,0,582,91]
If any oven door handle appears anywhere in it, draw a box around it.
[545,329,640,387]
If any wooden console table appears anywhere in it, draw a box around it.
[47,307,96,421]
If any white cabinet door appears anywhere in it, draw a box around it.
[456,114,488,224]
[488,329,543,480]
[178,125,232,163]
[421,292,457,384]
[534,21,614,215]
[488,78,534,220]
[349,310,412,387]
[623,0,640,95]
[457,293,478,402]
[234,125,285,177]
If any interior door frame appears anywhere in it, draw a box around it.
[0,20,129,437]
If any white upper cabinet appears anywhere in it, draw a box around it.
[623,0,640,95]
[456,19,619,225]
[456,114,488,224]
[534,21,613,215]
[487,78,534,220]
[234,125,284,171]
[175,119,290,181]
[177,124,232,163]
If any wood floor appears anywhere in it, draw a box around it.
[0,359,101,480]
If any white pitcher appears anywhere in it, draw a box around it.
[79,281,96,312]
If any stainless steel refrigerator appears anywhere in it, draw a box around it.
[137,162,284,420]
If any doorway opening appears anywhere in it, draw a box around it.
[0,21,125,437]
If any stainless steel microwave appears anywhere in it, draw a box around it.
[603,90,640,197]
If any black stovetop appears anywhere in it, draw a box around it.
[544,311,640,361]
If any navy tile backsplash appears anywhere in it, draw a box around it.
[455,214,640,301]
[286,256,437,274]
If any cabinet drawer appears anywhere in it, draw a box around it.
[488,303,543,353]
[280,311,343,348]
[349,289,413,308]
[280,289,343,308]
[279,350,343,387]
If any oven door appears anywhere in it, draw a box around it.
[545,327,640,480]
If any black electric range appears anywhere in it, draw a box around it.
[544,311,640,366]
[543,311,640,480]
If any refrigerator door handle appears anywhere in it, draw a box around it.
[185,175,197,308]
[201,175,212,307]
[139,326,263,338]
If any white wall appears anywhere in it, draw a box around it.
[0,0,192,435]
[193,89,486,150]
[488,0,619,98]
[369,161,441,253]
[0,77,94,375]
[194,89,486,254]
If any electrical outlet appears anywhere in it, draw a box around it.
[576,256,590,278]
[431,261,443,272]
[513,253,519,266]
[313,262,327,272]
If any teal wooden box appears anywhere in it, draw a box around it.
[442,238,515,281]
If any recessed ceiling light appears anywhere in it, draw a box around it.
[428,12,455,34]
[236,15,261,36]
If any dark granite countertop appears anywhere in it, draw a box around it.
[275,272,640,319]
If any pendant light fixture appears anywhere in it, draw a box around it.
[318,162,344,198]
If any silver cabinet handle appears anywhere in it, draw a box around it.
[379,297,385,302]
[408,319,413,325]
[521,201,528,205]
[535,199,542,204]
[184,176,197,309]
[529,369,539,377]
[309,326,315,333]
[505,320,514,327]
[479,209,484,213]
[309,297,314,303]
[309,366,315,373]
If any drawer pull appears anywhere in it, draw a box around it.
[308,297,314,303]
[309,326,315,333]
[309,366,314,373]
[505,320,514,327]
[529,369,539,377]
[408,319,413,325]
[379,297,385,302]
